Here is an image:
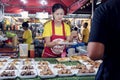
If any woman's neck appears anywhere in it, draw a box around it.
[54,20,62,27]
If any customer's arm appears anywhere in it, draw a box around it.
[87,42,104,60]
[87,4,108,61]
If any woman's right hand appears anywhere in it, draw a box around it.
[52,40,61,46]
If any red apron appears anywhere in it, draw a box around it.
[42,20,66,58]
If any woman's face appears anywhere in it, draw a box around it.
[53,8,64,22]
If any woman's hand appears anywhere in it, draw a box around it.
[52,39,62,46]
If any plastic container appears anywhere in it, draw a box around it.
[67,48,75,57]
[19,44,28,58]
[30,45,35,58]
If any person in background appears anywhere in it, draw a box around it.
[0,31,18,50]
[42,3,71,58]
[87,0,120,80]
[71,27,80,43]
[66,27,80,55]
[22,21,33,57]
[82,22,89,45]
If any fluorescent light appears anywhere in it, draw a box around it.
[40,0,48,5]
[21,0,27,4]
[96,0,101,5]
[21,11,28,18]
[36,12,48,18]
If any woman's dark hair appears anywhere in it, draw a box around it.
[52,3,65,13]
[22,21,29,28]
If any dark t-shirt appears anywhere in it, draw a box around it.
[89,0,120,60]
[89,0,120,79]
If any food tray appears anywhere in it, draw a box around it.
[51,63,67,69]
[35,61,50,66]
[56,57,70,62]
[75,66,97,76]
[7,61,21,65]
[36,63,51,70]
[21,58,35,62]
[9,59,22,62]
[37,68,57,78]
[76,71,96,76]
[0,58,8,62]
[18,69,37,78]
[0,62,7,70]
[0,70,18,79]
[69,56,82,61]
[21,60,35,65]
[19,65,36,70]
[4,64,19,70]
[79,60,90,65]
[57,68,75,77]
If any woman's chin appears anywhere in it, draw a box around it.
[55,20,62,22]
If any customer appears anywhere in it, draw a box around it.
[82,22,89,45]
[71,27,80,43]
[22,21,33,57]
[87,0,120,80]
[66,27,81,55]
[42,3,71,58]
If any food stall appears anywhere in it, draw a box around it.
[0,0,103,79]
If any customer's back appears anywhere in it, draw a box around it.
[88,0,120,80]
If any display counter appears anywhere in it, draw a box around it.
[0,57,98,80]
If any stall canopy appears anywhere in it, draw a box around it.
[0,0,92,14]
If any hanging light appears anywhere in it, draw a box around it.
[40,0,48,5]
[96,0,102,5]
[36,12,48,19]
[21,0,27,4]
[20,11,28,18]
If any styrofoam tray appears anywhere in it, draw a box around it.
[36,64,52,71]
[0,62,7,70]
[0,70,18,79]
[76,71,96,76]
[35,61,50,65]
[20,58,35,62]
[75,67,97,76]
[0,58,8,62]
[4,64,19,70]
[37,68,57,78]
[18,69,37,78]
[56,57,70,62]
[9,59,22,62]
[21,61,35,65]
[19,65,36,70]
[7,61,21,66]
[79,60,89,65]
[57,68,75,77]
[51,64,67,69]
